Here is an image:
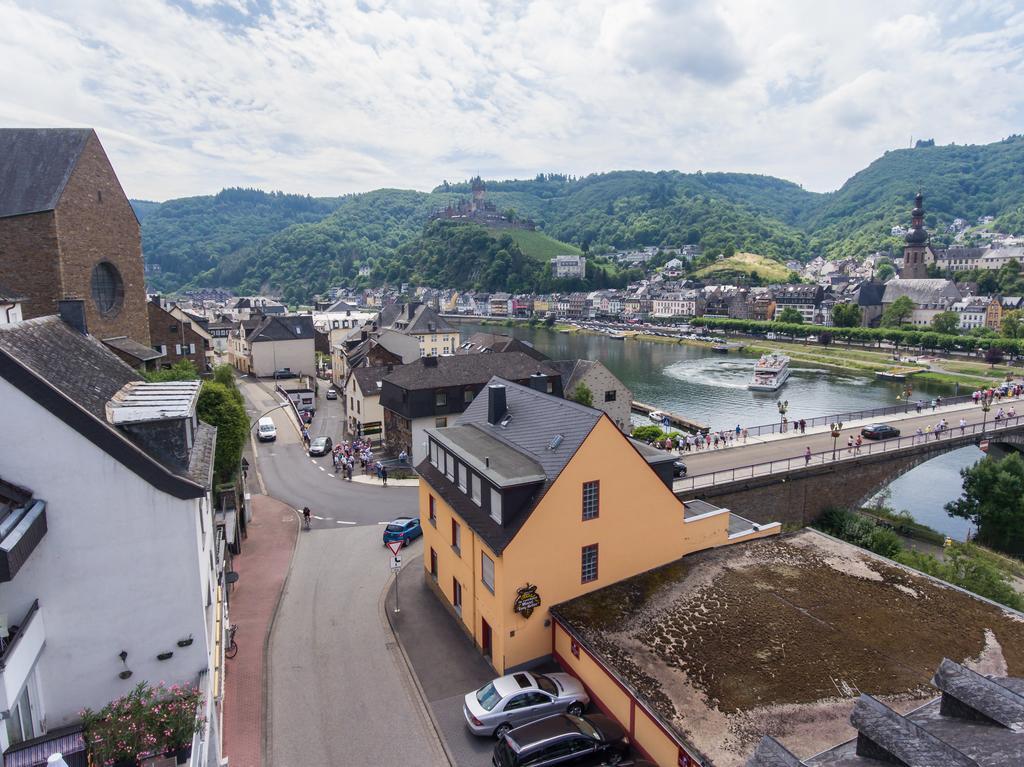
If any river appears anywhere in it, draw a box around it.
[458,322,977,540]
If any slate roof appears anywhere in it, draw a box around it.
[457,332,549,361]
[351,365,386,396]
[882,278,962,306]
[418,377,603,554]
[382,351,558,391]
[102,336,165,363]
[854,281,886,307]
[247,314,314,342]
[379,302,455,335]
[750,659,1024,766]
[0,316,141,419]
[0,316,207,498]
[324,299,361,313]
[0,128,92,218]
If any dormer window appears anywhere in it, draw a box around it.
[490,488,502,524]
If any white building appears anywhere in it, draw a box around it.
[953,299,988,330]
[0,310,224,765]
[247,314,316,378]
[551,255,587,279]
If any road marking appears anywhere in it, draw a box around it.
[319,466,325,472]
[313,515,327,520]
[336,520,356,525]
[377,521,390,525]
[310,459,317,464]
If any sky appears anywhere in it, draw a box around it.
[2,0,1024,201]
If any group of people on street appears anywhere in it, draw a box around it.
[648,425,752,453]
[324,438,391,485]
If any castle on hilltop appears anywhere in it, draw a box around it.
[430,176,537,231]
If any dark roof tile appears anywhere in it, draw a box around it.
[383,351,558,391]
[0,129,92,218]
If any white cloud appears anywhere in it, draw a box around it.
[1,0,1022,200]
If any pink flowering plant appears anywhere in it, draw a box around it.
[81,681,205,765]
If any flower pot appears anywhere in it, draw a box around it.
[174,745,192,765]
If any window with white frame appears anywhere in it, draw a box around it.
[481,552,495,593]
[445,451,454,481]
[430,441,438,467]
[471,473,481,505]
[489,488,502,524]
[458,463,467,492]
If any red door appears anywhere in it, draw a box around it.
[481,619,492,658]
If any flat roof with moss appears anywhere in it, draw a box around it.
[552,530,1024,767]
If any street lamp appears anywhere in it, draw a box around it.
[981,393,992,432]
[830,421,843,460]
[777,400,789,432]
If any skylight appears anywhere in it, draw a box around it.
[547,434,564,450]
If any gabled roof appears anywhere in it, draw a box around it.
[883,278,962,306]
[102,335,165,363]
[0,128,92,218]
[351,365,385,396]
[247,314,314,342]
[0,317,207,498]
[379,302,455,335]
[458,332,549,361]
[419,377,604,554]
[382,351,558,392]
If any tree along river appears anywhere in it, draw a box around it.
[458,323,977,540]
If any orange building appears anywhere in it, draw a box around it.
[417,377,779,674]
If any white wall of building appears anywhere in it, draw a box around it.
[250,338,315,377]
[1,302,23,325]
[0,377,217,755]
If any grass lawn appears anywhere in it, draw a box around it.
[492,228,581,262]
[694,252,792,282]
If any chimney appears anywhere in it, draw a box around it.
[487,383,507,425]
[58,299,88,335]
[529,372,547,392]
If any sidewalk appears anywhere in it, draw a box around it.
[222,495,298,767]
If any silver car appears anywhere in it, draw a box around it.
[464,671,590,738]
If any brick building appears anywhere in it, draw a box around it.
[0,129,150,347]
[148,297,209,373]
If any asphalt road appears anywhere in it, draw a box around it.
[239,376,416,528]
[236,375,445,767]
[674,398,1020,481]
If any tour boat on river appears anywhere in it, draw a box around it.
[748,352,792,392]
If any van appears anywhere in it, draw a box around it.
[257,416,277,442]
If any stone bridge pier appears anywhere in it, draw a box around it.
[682,432,1024,528]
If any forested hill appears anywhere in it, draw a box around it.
[136,136,1024,300]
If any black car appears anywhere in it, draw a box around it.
[861,423,900,440]
[673,461,687,478]
[273,369,298,379]
[493,713,629,767]
[308,436,333,456]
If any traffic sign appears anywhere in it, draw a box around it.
[390,556,402,571]
[386,540,404,556]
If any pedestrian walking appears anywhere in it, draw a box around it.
[959,418,966,434]
[847,436,854,454]
[930,399,937,412]
[916,401,923,413]
[915,427,923,443]
[799,418,807,434]
[936,396,943,408]
[804,446,811,465]
[381,466,388,487]
[854,435,862,454]
[742,427,748,443]
[735,424,741,439]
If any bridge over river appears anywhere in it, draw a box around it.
[672,397,1024,528]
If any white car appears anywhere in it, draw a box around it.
[463,671,589,738]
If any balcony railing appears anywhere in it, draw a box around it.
[0,600,44,711]
[0,500,47,582]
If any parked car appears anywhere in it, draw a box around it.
[672,460,687,478]
[326,388,338,400]
[273,368,298,379]
[492,713,629,767]
[861,423,900,440]
[465,672,590,737]
[308,436,333,456]
[382,517,422,547]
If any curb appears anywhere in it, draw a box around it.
[261,498,300,767]
[383,556,457,767]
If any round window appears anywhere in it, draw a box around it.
[90,262,124,316]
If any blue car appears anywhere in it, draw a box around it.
[383,517,422,547]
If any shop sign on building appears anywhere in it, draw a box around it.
[513,583,541,618]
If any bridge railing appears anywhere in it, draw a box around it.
[674,414,1023,493]
[736,394,979,437]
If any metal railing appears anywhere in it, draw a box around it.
[674,414,1024,492]
[735,395,979,437]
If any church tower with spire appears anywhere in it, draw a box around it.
[901,192,931,279]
